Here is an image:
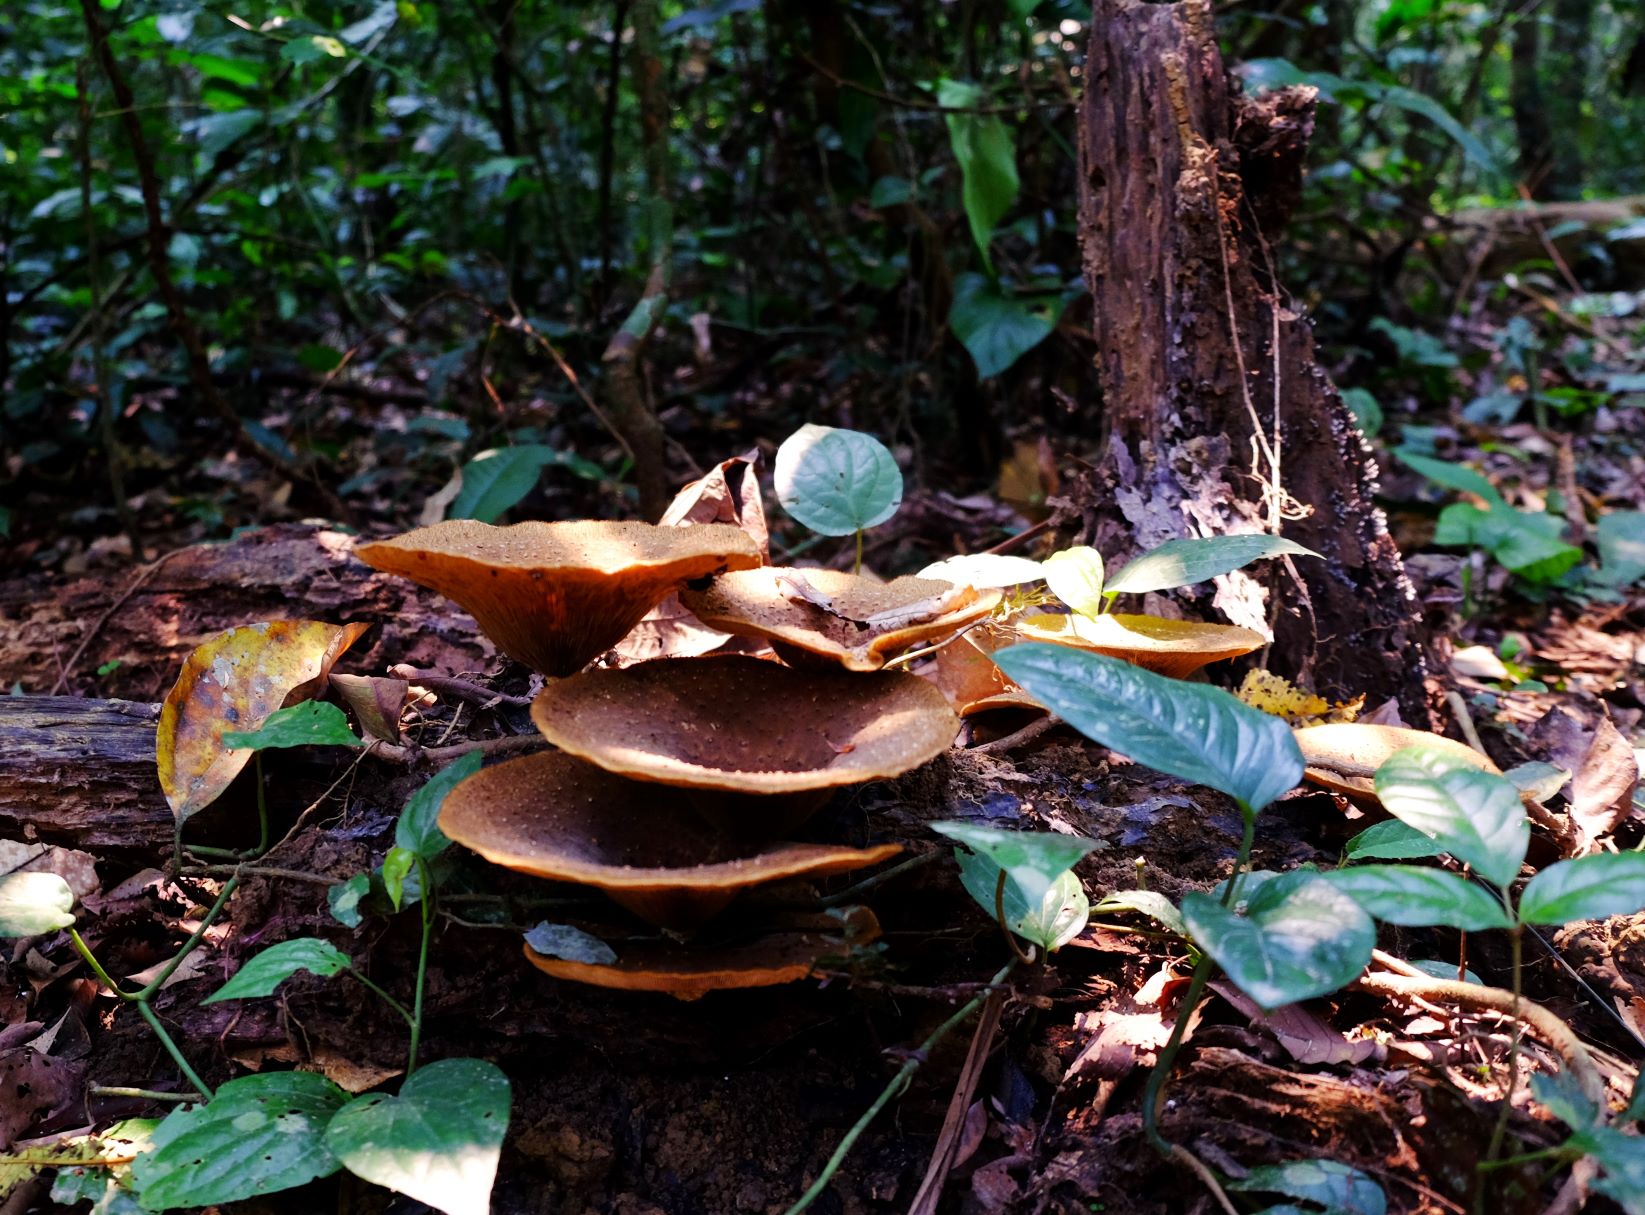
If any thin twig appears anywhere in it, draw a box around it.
[367,733,546,765]
[971,714,1060,754]
[50,548,180,694]
[389,666,533,707]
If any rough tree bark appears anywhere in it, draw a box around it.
[1076,0,1429,719]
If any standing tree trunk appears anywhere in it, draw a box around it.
[1076,0,1429,720]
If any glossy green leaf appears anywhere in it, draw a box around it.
[220,700,364,751]
[1043,546,1105,617]
[1373,747,1528,888]
[325,1058,510,1215]
[916,552,1045,588]
[1104,535,1319,596]
[132,1073,346,1209]
[949,273,1070,377]
[0,872,76,936]
[1093,889,1187,938]
[1181,872,1374,1011]
[382,847,415,911]
[395,752,483,860]
[936,79,1017,272]
[448,446,598,524]
[1228,1158,1386,1215]
[524,922,617,965]
[1325,865,1513,931]
[932,821,1098,911]
[774,423,902,537]
[993,645,1304,813]
[1344,820,1445,862]
[955,852,1089,953]
[203,937,350,1004]
[1519,853,1645,926]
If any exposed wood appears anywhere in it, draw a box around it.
[1076,0,1430,720]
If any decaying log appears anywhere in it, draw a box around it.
[1076,0,1430,719]
[0,697,173,853]
[0,523,492,701]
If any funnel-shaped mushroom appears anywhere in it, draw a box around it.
[679,568,1000,671]
[531,655,960,835]
[1013,613,1263,679]
[356,520,761,676]
[523,907,881,999]
[440,751,900,930]
[1294,723,1500,805]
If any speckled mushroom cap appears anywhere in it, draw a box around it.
[355,520,761,676]
[678,567,1000,672]
[531,655,961,835]
[1293,723,1500,803]
[1013,613,1264,680]
[523,907,881,1000]
[439,750,900,930]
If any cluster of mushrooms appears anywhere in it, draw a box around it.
[356,519,1001,998]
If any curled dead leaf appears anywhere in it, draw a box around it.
[157,621,369,822]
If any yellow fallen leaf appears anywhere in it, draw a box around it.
[157,620,369,822]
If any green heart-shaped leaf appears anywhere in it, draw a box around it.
[204,937,350,1004]
[1326,865,1513,931]
[220,700,364,751]
[1519,853,1645,926]
[993,644,1303,814]
[774,424,903,537]
[1373,747,1528,889]
[133,1073,346,1209]
[931,822,1098,909]
[953,850,1090,953]
[324,1058,510,1215]
[1104,535,1319,597]
[0,872,76,937]
[395,752,483,860]
[1182,872,1374,1011]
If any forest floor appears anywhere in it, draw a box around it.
[2,298,1644,1215]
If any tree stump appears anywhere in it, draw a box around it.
[1076,0,1430,719]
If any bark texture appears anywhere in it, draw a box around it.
[1077,0,1428,717]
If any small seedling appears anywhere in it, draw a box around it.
[774,423,903,572]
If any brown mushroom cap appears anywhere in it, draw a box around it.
[355,520,761,676]
[1294,723,1500,803]
[929,624,1046,718]
[531,655,960,835]
[440,750,900,929]
[1013,613,1264,679]
[679,567,1000,672]
[523,908,881,1000]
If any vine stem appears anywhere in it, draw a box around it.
[781,960,1016,1215]
[347,966,415,1025]
[406,857,435,1075]
[137,1004,213,1099]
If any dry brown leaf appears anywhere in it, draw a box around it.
[0,1049,84,1151]
[156,620,369,822]
[1209,979,1378,1066]
[330,673,408,743]
[1572,714,1640,839]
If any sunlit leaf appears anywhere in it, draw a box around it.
[993,645,1303,813]
[954,851,1089,953]
[1104,535,1319,597]
[774,423,902,537]
[1043,546,1105,617]
[931,821,1098,909]
[1182,872,1374,1011]
[0,872,76,937]
[133,1073,347,1209]
[916,552,1045,588]
[325,1059,510,1215]
[1326,864,1513,931]
[936,79,1017,272]
[1374,747,1528,889]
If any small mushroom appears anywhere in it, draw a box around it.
[355,520,761,676]
[531,655,960,835]
[440,751,900,930]
[1294,723,1500,805]
[523,907,882,999]
[679,567,1000,672]
[1013,613,1264,679]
